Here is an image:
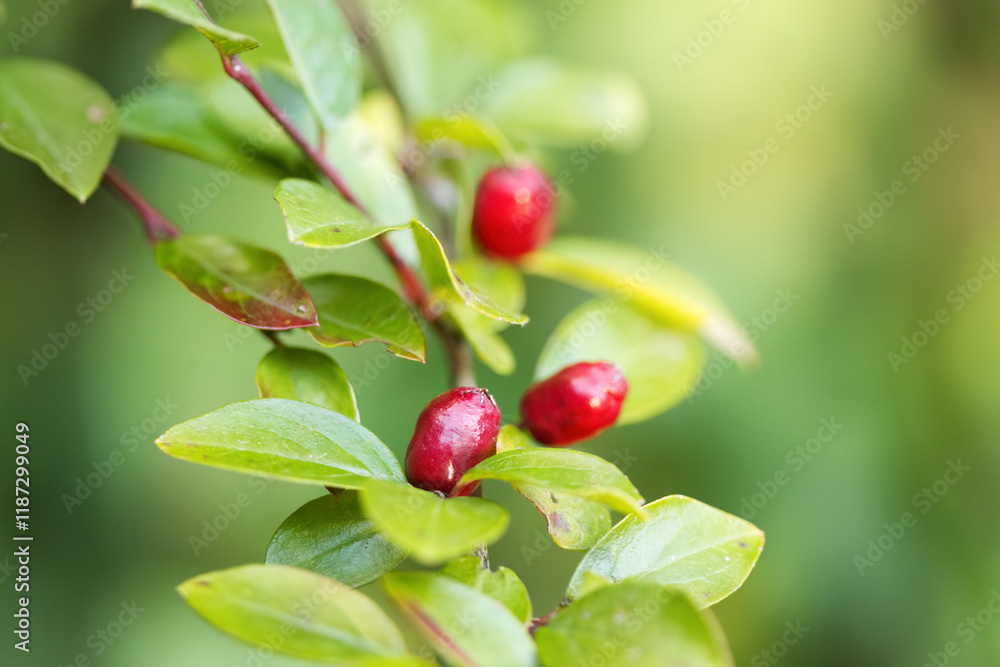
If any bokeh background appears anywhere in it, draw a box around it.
[3,0,1000,665]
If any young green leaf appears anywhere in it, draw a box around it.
[256,347,359,420]
[459,448,646,519]
[411,221,528,325]
[156,398,405,488]
[536,299,704,424]
[535,583,734,667]
[303,274,425,362]
[440,556,532,624]
[133,0,260,55]
[442,257,526,374]
[453,257,526,331]
[482,58,647,150]
[523,237,757,365]
[413,116,516,161]
[446,303,516,376]
[0,59,118,202]
[275,178,407,248]
[265,0,361,131]
[178,564,424,664]
[495,425,610,550]
[383,572,536,667]
[360,480,509,565]
[567,495,765,608]
[266,492,405,587]
[155,234,318,329]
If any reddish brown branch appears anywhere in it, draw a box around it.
[102,166,180,244]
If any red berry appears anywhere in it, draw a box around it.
[521,363,628,447]
[472,165,556,260]
[404,387,501,496]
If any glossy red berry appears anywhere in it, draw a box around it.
[521,362,628,447]
[404,387,501,496]
[472,165,556,260]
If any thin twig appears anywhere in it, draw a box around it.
[102,166,180,244]
[192,2,476,390]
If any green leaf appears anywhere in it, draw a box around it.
[411,221,528,325]
[0,58,118,202]
[482,58,647,150]
[119,78,305,179]
[523,237,756,365]
[155,234,318,330]
[459,448,645,519]
[453,257,526,330]
[202,76,305,173]
[567,495,765,608]
[266,492,405,587]
[133,0,260,55]
[536,299,704,424]
[324,111,418,227]
[360,480,509,565]
[275,178,407,248]
[179,564,421,664]
[412,116,515,161]
[120,83,250,173]
[535,583,733,667]
[256,347,359,420]
[495,425,610,550]
[372,0,530,117]
[447,304,515,375]
[383,572,536,667]
[444,258,525,374]
[156,398,405,489]
[303,274,425,362]
[265,0,361,131]
[155,8,297,82]
[440,557,531,624]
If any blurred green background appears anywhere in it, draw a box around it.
[3,0,1000,665]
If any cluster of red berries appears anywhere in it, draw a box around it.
[405,161,628,495]
[404,363,628,496]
